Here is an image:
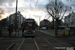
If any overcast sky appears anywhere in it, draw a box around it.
[0,0,75,24]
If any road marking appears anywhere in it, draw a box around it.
[34,39,40,50]
[18,38,25,50]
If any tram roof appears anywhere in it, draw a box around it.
[25,18,35,20]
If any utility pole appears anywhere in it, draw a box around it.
[39,16,40,30]
[55,0,58,37]
[15,0,18,31]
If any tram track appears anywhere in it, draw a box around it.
[4,30,74,50]
[34,35,54,50]
[19,38,37,50]
[18,38,25,50]
[18,37,54,50]
[9,38,25,50]
[34,39,40,50]
[36,30,74,50]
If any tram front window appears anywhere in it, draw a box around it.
[25,22,35,30]
[28,23,32,27]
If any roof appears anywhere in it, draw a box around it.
[25,18,35,20]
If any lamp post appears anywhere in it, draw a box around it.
[15,0,18,31]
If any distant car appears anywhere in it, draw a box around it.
[41,27,46,30]
[65,27,70,30]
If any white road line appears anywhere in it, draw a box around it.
[34,39,40,50]
[18,38,25,50]
[37,33,55,47]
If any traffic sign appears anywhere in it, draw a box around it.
[12,31,16,35]
[59,31,62,35]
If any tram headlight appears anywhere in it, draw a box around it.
[32,30,35,32]
[24,30,28,32]
[24,30,26,32]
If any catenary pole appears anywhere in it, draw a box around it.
[15,0,18,31]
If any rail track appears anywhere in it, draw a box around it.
[9,36,54,50]
[18,37,54,50]
[4,30,74,50]
[35,30,74,50]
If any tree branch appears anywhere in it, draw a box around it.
[61,7,67,20]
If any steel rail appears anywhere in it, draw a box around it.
[49,36,71,47]
[37,30,71,47]
[34,38,40,50]
[37,33,55,47]
[18,38,25,50]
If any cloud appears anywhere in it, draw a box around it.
[0,0,14,6]
[0,0,74,22]
[0,0,49,17]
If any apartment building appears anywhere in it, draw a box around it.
[64,12,75,27]
[7,11,25,29]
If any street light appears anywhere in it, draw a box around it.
[15,0,18,31]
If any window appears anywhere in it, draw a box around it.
[28,23,32,27]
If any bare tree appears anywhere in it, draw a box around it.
[46,1,71,26]
[46,1,71,19]
[46,1,71,36]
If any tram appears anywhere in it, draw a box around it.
[23,18,35,37]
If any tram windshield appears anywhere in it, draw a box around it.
[27,23,32,27]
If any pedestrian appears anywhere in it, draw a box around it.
[8,24,13,37]
[21,23,24,36]
[22,27,24,36]
[8,25,11,37]
[11,24,13,33]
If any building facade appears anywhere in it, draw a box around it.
[40,19,51,29]
[7,11,25,29]
[64,12,75,27]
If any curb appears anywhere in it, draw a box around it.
[6,43,15,50]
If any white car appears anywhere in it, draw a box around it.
[41,27,46,30]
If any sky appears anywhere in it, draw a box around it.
[0,0,75,24]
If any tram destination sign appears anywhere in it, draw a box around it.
[26,20,34,22]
